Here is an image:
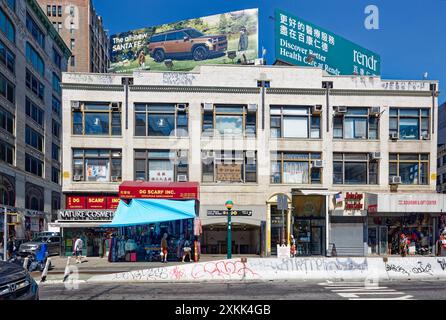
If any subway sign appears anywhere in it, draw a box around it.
[275,9,381,76]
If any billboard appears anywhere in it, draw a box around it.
[275,9,381,76]
[110,9,258,73]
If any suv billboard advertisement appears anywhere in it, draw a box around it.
[110,8,258,73]
[275,9,381,76]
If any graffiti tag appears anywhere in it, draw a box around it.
[412,262,433,275]
[385,264,410,277]
[438,259,446,271]
[191,261,259,280]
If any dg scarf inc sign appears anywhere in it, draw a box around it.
[275,9,381,76]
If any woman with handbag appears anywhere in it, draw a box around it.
[160,233,168,263]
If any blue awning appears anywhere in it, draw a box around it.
[104,199,196,228]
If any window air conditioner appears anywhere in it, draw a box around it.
[370,106,380,116]
[390,132,399,140]
[71,101,80,110]
[390,176,402,185]
[312,105,323,115]
[335,106,347,114]
[203,151,214,158]
[73,175,82,181]
[177,174,188,182]
[370,152,381,160]
[177,104,187,112]
[111,102,120,111]
[422,132,430,140]
[111,176,121,182]
[312,160,324,168]
[203,103,213,112]
[248,104,258,112]
[246,150,256,158]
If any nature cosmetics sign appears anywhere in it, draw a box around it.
[109,8,258,73]
[275,9,381,76]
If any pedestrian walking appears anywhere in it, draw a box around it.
[73,236,84,264]
[182,239,192,263]
[160,233,168,263]
[399,233,408,257]
[7,235,16,260]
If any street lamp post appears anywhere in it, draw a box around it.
[225,200,233,259]
[3,206,7,261]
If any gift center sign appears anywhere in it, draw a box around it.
[275,9,381,76]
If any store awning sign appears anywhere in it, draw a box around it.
[207,210,253,217]
[58,210,115,222]
[275,8,381,76]
[119,181,199,200]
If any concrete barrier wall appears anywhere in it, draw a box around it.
[87,257,446,283]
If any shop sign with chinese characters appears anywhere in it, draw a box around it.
[275,8,380,76]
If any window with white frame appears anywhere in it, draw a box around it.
[134,103,188,137]
[202,104,256,137]
[389,108,430,140]
[270,106,321,139]
[134,150,188,182]
[271,152,322,184]
[72,149,122,182]
[333,107,379,139]
[201,150,257,183]
[389,153,429,185]
[333,153,378,185]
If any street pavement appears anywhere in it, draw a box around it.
[39,280,446,300]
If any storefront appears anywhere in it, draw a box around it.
[57,194,120,257]
[329,192,368,256]
[201,208,261,255]
[365,193,446,256]
[106,181,200,262]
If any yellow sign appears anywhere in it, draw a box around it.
[431,173,437,181]
[63,171,70,179]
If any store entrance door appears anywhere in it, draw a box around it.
[368,226,388,255]
[311,226,323,255]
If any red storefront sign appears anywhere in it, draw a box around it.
[107,196,121,209]
[119,181,199,200]
[86,196,107,209]
[66,195,119,209]
[66,196,86,209]
[344,192,364,210]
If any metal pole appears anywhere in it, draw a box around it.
[3,206,7,261]
[227,209,232,259]
[281,208,285,245]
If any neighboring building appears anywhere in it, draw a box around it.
[37,0,109,73]
[438,102,446,145]
[437,143,446,193]
[59,64,444,258]
[0,0,70,241]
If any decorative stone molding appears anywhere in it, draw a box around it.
[130,85,260,94]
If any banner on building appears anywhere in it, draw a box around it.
[275,8,381,76]
[109,8,259,73]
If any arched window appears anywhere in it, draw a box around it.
[0,173,15,206]
[25,183,44,211]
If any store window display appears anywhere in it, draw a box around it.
[367,213,433,256]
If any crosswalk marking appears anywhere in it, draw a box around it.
[320,283,415,300]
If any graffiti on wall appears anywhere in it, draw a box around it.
[111,267,169,281]
[437,259,446,271]
[191,261,260,280]
[248,258,368,274]
[385,261,433,277]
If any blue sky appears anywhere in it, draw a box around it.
[94,0,446,103]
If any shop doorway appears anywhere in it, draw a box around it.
[367,226,388,255]
[202,224,260,255]
[293,219,325,256]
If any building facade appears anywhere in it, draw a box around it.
[0,0,70,241]
[437,103,446,193]
[37,0,109,73]
[60,65,444,257]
